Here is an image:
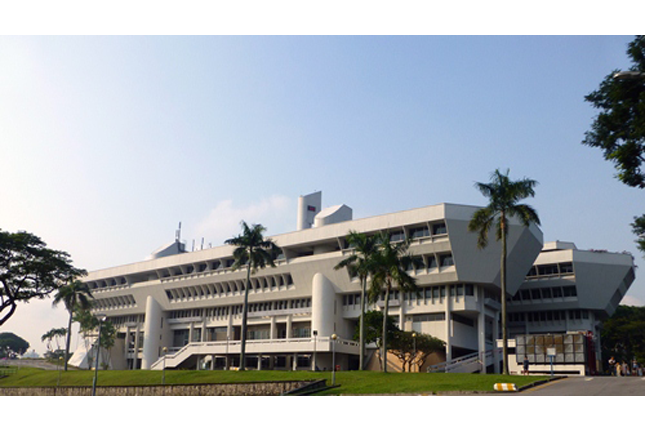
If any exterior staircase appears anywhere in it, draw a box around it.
[427,349,500,373]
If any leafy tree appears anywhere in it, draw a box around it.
[41,327,67,354]
[0,332,30,357]
[583,36,645,189]
[389,331,445,372]
[354,310,399,369]
[583,36,645,254]
[468,169,540,375]
[225,221,279,370]
[53,280,93,371]
[334,231,379,370]
[601,305,645,367]
[368,232,420,373]
[74,309,116,369]
[0,230,86,326]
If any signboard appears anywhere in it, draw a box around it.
[547,347,556,357]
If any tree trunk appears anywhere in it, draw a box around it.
[64,311,72,371]
[501,214,509,375]
[359,276,366,370]
[239,263,251,370]
[382,282,391,373]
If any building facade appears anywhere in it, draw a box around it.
[79,192,634,374]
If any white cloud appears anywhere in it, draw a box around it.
[193,195,294,247]
[620,295,645,307]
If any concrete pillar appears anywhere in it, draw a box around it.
[142,295,162,370]
[445,287,452,363]
[270,317,277,339]
[133,329,141,369]
[286,315,292,339]
[311,273,336,337]
[124,326,130,363]
[293,353,298,371]
[477,287,486,374]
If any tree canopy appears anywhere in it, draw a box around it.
[583,36,645,189]
[601,305,645,367]
[583,36,645,255]
[0,332,30,357]
[0,230,86,326]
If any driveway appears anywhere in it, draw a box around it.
[519,375,645,396]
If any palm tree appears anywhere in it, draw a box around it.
[334,231,378,370]
[368,231,420,373]
[225,221,279,370]
[468,169,540,375]
[41,327,67,354]
[53,280,93,371]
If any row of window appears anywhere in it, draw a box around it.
[168,299,313,321]
[165,273,295,302]
[410,312,475,327]
[88,221,450,291]
[511,285,577,302]
[508,309,590,323]
[342,283,478,307]
[91,295,136,310]
[526,263,574,278]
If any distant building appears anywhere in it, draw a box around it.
[81,192,635,374]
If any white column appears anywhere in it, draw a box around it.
[477,287,486,374]
[286,315,292,339]
[141,295,162,370]
[311,273,336,337]
[444,287,452,363]
[493,310,500,374]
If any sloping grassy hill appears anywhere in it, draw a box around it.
[0,366,547,395]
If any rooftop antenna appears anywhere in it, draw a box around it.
[201,237,204,250]
[175,222,182,243]
[192,239,195,252]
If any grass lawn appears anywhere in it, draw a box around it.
[0,366,548,395]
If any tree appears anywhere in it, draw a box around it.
[74,309,116,369]
[225,221,279,370]
[354,310,399,369]
[53,280,93,371]
[368,231,420,373]
[468,169,540,375]
[0,230,86,326]
[41,327,67,356]
[389,331,445,372]
[334,231,379,370]
[600,305,645,368]
[583,36,645,254]
[0,332,30,357]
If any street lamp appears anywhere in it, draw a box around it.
[57,356,63,388]
[162,347,168,385]
[312,330,318,371]
[613,71,644,80]
[91,314,107,396]
[412,332,417,373]
[331,333,337,386]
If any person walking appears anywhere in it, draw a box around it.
[522,355,530,376]
[609,356,616,376]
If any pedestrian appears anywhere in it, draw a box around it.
[622,361,629,376]
[616,361,622,376]
[632,359,638,376]
[522,355,530,376]
[609,356,616,376]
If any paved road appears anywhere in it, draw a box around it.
[519,375,645,396]
[2,359,61,371]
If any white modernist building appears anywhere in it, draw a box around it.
[80,192,635,374]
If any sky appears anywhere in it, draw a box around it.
[1,31,644,356]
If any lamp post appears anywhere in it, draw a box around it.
[162,347,168,385]
[57,356,63,388]
[91,314,107,396]
[613,71,645,80]
[331,333,337,386]
[412,332,417,373]
[312,330,318,371]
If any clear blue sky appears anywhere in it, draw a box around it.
[1,35,643,355]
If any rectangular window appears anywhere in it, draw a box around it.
[563,286,577,297]
[440,254,454,267]
[531,289,541,300]
[552,287,563,298]
[465,284,474,296]
[521,290,531,301]
[541,288,552,299]
[428,256,438,269]
[432,223,447,235]
[390,231,405,242]
[410,226,430,239]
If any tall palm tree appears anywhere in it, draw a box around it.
[368,231,420,373]
[225,221,279,370]
[53,280,94,371]
[334,231,378,370]
[468,169,540,375]
[41,327,67,354]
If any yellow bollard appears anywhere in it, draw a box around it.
[494,383,517,392]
